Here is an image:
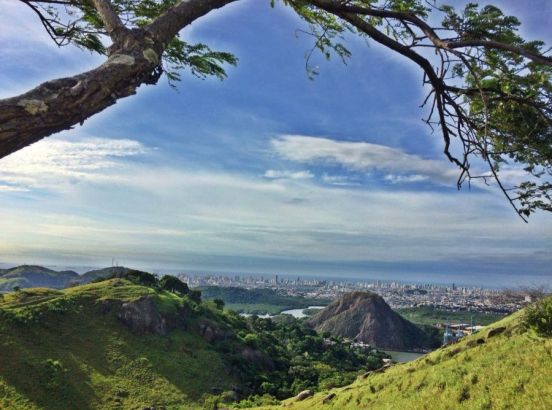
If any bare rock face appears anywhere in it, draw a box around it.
[117,297,166,335]
[322,393,336,403]
[199,322,227,343]
[308,291,434,351]
[295,390,313,401]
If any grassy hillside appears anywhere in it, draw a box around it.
[0,280,235,410]
[0,275,385,409]
[253,301,552,410]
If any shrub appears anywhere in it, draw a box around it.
[43,359,66,389]
[159,275,189,295]
[213,298,225,310]
[103,269,158,287]
[525,297,552,336]
[189,289,202,303]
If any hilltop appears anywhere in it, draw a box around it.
[308,291,439,351]
[255,297,552,410]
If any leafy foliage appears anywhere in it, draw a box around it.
[24,0,237,84]
[159,274,190,295]
[283,0,552,218]
[225,314,387,400]
[525,297,552,336]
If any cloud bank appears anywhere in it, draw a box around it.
[271,135,458,184]
[1,135,550,281]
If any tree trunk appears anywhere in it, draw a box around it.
[0,33,161,159]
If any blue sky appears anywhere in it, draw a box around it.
[0,0,551,286]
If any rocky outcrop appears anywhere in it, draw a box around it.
[199,321,227,343]
[487,326,506,339]
[308,291,435,351]
[322,393,336,404]
[294,390,313,401]
[117,297,166,335]
[240,347,275,371]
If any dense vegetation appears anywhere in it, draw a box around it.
[396,306,505,327]
[199,286,330,315]
[252,297,552,410]
[525,297,552,336]
[0,272,384,409]
[231,314,387,406]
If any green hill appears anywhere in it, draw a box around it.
[0,274,386,409]
[254,298,552,410]
[0,265,133,292]
[0,265,79,291]
[0,280,235,410]
[77,266,131,284]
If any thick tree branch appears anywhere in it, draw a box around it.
[309,0,552,67]
[0,0,239,159]
[146,0,238,44]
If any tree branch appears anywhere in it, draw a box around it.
[308,0,552,67]
[0,0,240,159]
[90,0,128,41]
[146,0,239,45]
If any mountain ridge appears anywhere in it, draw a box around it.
[0,265,130,291]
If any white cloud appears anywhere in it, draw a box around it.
[0,184,29,192]
[321,174,358,186]
[0,135,550,274]
[385,174,429,184]
[263,169,314,180]
[271,135,457,184]
[0,137,147,190]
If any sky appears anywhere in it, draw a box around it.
[0,0,551,287]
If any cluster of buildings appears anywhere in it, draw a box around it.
[177,272,534,315]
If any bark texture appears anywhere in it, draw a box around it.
[0,0,236,159]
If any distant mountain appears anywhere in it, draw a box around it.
[308,291,438,351]
[0,265,79,291]
[77,266,131,283]
[0,265,131,291]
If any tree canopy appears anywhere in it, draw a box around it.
[1,0,551,219]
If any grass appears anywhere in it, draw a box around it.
[225,303,295,315]
[0,280,235,410]
[2,282,551,410]
[252,306,552,410]
[395,306,506,327]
